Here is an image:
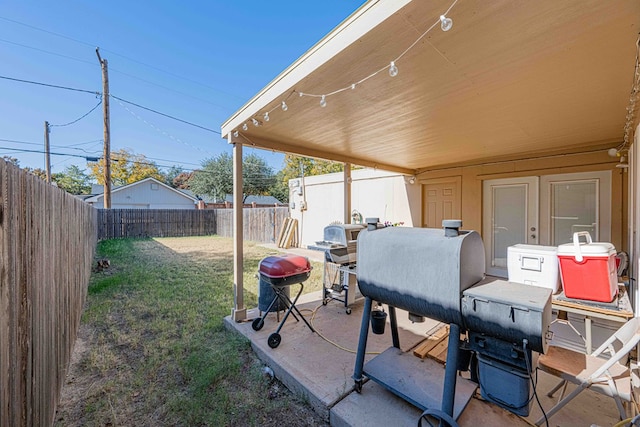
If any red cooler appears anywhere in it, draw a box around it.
[557,232,617,302]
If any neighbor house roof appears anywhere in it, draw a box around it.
[221,0,640,174]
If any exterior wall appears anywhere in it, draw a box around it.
[289,169,421,248]
[91,181,196,209]
[417,150,627,252]
[292,150,627,253]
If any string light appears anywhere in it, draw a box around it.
[440,15,453,31]
[252,118,260,127]
[389,61,399,77]
[231,0,460,135]
[617,33,640,155]
[233,130,239,138]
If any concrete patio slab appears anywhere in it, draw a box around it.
[225,289,624,426]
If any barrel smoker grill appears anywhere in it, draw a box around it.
[353,220,552,424]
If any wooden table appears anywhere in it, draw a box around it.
[551,286,634,353]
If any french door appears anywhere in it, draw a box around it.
[483,177,539,277]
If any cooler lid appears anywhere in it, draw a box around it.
[258,254,311,278]
[462,278,552,311]
[556,231,616,260]
[557,242,616,257]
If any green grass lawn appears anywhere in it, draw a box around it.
[54,236,326,427]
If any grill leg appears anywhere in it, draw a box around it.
[441,323,460,422]
[273,282,314,335]
[353,296,373,392]
[388,305,400,349]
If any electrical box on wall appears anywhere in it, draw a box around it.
[300,201,307,211]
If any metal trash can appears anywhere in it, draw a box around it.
[258,277,290,312]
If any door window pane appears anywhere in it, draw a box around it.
[550,180,597,245]
[492,185,527,268]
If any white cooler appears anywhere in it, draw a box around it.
[507,244,561,293]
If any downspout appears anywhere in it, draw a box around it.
[231,134,246,321]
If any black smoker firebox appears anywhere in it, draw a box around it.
[353,219,551,425]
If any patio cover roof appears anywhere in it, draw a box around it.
[221,0,640,175]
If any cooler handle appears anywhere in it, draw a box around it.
[572,231,593,263]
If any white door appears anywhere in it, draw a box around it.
[483,177,539,277]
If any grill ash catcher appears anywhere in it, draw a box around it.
[353,219,552,425]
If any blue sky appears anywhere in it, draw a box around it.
[0,1,366,176]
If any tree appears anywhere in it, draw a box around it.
[52,165,92,194]
[189,152,276,202]
[269,170,289,203]
[279,154,345,185]
[163,165,184,188]
[24,167,48,180]
[172,171,193,189]
[88,148,164,186]
[2,156,19,166]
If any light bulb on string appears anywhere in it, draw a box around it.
[233,130,239,138]
[264,112,270,122]
[440,15,453,31]
[389,61,399,77]
[252,118,260,127]
[320,95,327,108]
[242,123,248,131]
[351,83,356,90]
[281,101,288,111]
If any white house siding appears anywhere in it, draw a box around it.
[90,180,196,209]
[289,168,421,248]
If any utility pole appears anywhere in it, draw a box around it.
[44,121,51,183]
[96,47,111,208]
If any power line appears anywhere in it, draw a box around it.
[111,94,220,134]
[0,137,103,148]
[0,146,97,159]
[49,97,103,127]
[0,74,218,133]
[0,37,97,67]
[0,75,100,95]
[0,15,244,102]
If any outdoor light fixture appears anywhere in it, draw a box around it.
[264,112,270,122]
[440,15,453,31]
[320,95,327,108]
[281,101,288,111]
[252,118,260,127]
[389,61,399,77]
[233,130,239,138]
[242,123,248,131]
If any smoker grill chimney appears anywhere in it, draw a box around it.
[366,217,380,231]
[443,219,463,237]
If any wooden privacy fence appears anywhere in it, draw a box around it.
[0,159,97,427]
[97,207,290,243]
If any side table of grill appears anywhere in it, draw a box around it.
[251,254,316,348]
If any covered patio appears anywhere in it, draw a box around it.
[221,0,640,425]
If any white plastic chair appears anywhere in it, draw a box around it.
[535,317,640,426]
